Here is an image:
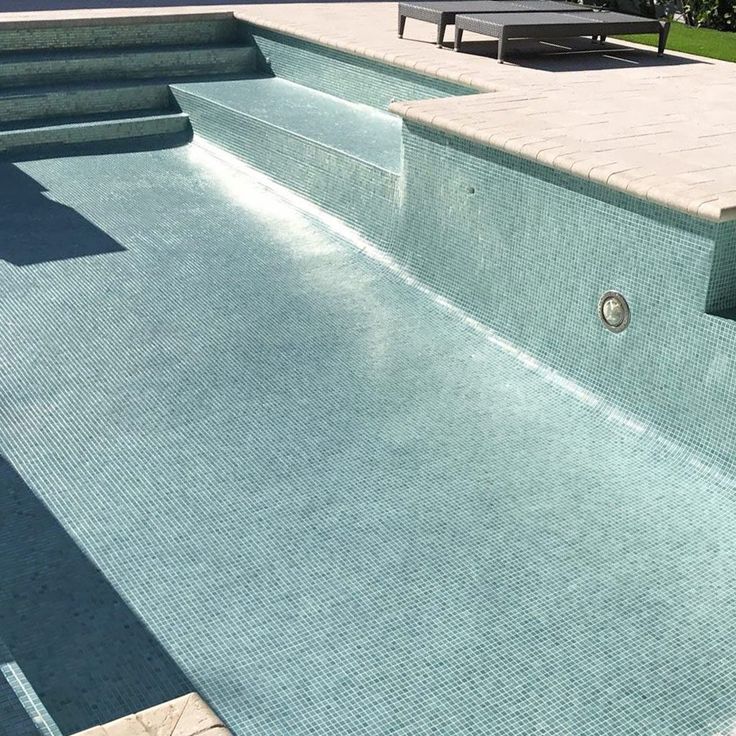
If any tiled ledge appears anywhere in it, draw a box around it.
[389,96,736,222]
[72,694,230,736]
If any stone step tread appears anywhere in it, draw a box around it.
[171,76,402,173]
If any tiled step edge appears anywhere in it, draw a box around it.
[1,660,63,736]
[0,112,190,153]
[0,17,238,53]
[72,693,230,736]
[0,46,257,89]
[0,82,172,125]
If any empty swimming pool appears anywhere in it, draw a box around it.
[3,8,736,736]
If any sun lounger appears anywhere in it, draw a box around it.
[398,0,595,46]
[453,9,668,61]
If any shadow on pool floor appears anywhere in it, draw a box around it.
[0,454,192,735]
[0,166,125,267]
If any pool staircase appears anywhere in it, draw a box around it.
[1,639,61,736]
[0,13,404,239]
[0,13,257,156]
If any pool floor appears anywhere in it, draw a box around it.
[2,143,736,736]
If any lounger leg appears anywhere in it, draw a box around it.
[657,22,670,55]
[437,20,447,47]
[592,35,599,43]
[599,34,607,43]
[497,31,506,63]
[454,27,463,52]
[398,12,406,38]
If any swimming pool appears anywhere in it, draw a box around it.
[2,9,736,736]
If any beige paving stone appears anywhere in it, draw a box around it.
[69,694,228,736]
[537,145,584,168]
[73,727,107,736]
[171,694,225,736]
[102,714,149,736]
[136,695,190,736]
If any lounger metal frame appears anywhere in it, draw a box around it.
[452,10,668,61]
[397,0,594,47]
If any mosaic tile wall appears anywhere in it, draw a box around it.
[0,84,172,126]
[0,45,255,89]
[177,30,736,478]
[706,219,736,316]
[242,25,474,109]
[390,123,736,476]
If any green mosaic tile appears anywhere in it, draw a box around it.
[0,45,256,89]
[2,143,736,736]
[243,24,474,109]
[706,219,736,315]
[389,123,736,475]
[170,60,736,479]
[0,82,172,126]
[172,78,400,247]
[0,18,238,53]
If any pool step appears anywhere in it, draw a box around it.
[0,44,257,89]
[1,640,61,736]
[1,669,41,736]
[171,76,401,238]
[0,110,191,158]
[0,13,239,53]
[0,81,173,125]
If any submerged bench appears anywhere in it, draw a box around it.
[398,0,594,46]
[453,10,668,61]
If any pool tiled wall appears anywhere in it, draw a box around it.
[706,220,736,317]
[243,25,474,109]
[389,124,736,475]
[173,84,400,247]
[181,28,736,477]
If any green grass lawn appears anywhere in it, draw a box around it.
[617,22,736,61]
